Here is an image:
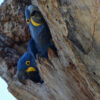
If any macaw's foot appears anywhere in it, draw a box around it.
[36,53,44,64]
[36,51,55,70]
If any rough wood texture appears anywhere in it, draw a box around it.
[0,0,100,100]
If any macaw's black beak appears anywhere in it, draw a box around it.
[31,11,44,24]
[26,71,44,84]
[16,70,27,84]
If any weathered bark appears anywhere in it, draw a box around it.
[0,0,100,100]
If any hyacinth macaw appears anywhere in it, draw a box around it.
[16,51,44,84]
[25,5,57,60]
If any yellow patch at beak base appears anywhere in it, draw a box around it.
[26,67,36,72]
[30,17,41,26]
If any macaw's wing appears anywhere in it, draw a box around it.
[27,38,38,58]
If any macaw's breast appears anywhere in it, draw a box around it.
[29,23,51,55]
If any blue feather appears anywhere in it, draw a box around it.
[17,52,37,71]
[25,7,52,59]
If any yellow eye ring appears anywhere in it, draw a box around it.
[26,19,30,24]
[26,61,30,66]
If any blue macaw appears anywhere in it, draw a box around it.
[16,51,44,84]
[25,5,57,60]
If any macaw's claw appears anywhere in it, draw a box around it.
[36,53,44,64]
[36,52,55,70]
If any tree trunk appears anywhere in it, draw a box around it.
[0,0,100,100]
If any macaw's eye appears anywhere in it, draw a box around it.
[26,61,30,66]
[26,19,30,24]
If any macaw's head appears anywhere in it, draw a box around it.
[16,52,39,83]
[25,5,44,26]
